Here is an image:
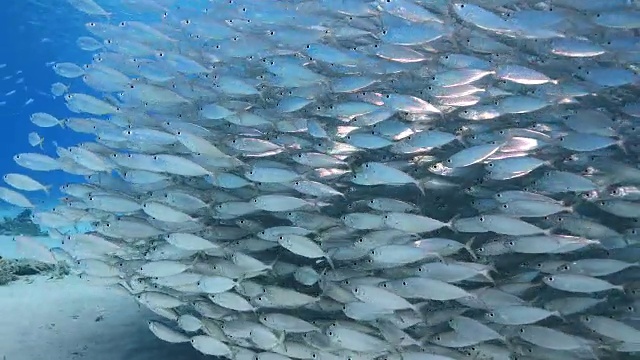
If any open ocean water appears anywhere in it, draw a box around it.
[1,1,640,359]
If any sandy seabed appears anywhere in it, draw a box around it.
[0,236,211,360]
[0,276,211,360]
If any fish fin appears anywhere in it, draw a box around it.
[324,254,335,270]
[267,253,281,271]
[234,274,247,289]
[551,310,567,322]
[430,251,446,264]
[617,139,629,156]
[464,236,478,261]
[415,180,425,196]
[325,248,338,270]
[446,214,462,233]
[542,227,555,237]
[410,303,423,318]
[455,133,469,147]
[480,269,495,284]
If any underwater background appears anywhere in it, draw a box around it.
[1,1,640,359]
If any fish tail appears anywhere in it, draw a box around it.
[464,236,478,261]
[446,214,462,233]
[324,253,336,270]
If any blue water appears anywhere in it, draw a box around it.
[1,2,640,359]
[0,2,95,207]
[0,8,210,359]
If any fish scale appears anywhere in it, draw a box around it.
[5,0,640,359]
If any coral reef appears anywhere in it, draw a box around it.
[0,210,47,237]
[0,258,69,286]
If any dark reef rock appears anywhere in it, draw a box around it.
[0,257,70,286]
[0,210,67,286]
[0,210,47,237]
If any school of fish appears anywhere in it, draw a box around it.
[5,0,640,359]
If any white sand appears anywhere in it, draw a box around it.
[0,275,210,360]
[0,233,210,359]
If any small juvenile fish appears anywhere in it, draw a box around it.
[485,305,560,325]
[28,132,45,149]
[517,325,590,351]
[277,234,334,269]
[556,258,637,277]
[446,143,502,168]
[15,236,57,264]
[259,313,319,333]
[196,275,238,294]
[0,186,34,208]
[148,321,190,343]
[383,212,452,234]
[165,233,219,251]
[138,260,191,278]
[190,335,232,357]
[580,315,640,343]
[3,173,50,194]
[478,215,547,236]
[495,64,557,85]
[30,112,65,128]
[252,195,312,212]
[543,273,624,293]
[142,202,195,223]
